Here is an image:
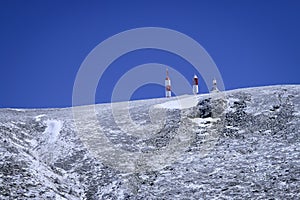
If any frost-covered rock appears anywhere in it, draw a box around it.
[0,85,299,199]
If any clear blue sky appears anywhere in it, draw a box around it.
[1,0,299,108]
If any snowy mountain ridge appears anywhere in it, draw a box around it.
[0,85,299,199]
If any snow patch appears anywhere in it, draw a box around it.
[35,114,46,122]
[190,117,220,127]
[8,108,25,112]
[154,95,199,109]
[225,97,240,113]
[43,120,63,144]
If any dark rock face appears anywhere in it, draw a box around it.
[189,96,227,120]
[197,98,213,118]
[0,85,299,199]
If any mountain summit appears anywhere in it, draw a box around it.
[0,85,299,199]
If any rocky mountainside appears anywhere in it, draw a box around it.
[0,85,299,199]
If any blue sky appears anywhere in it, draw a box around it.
[0,0,299,108]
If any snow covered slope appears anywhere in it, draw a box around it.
[0,85,299,199]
